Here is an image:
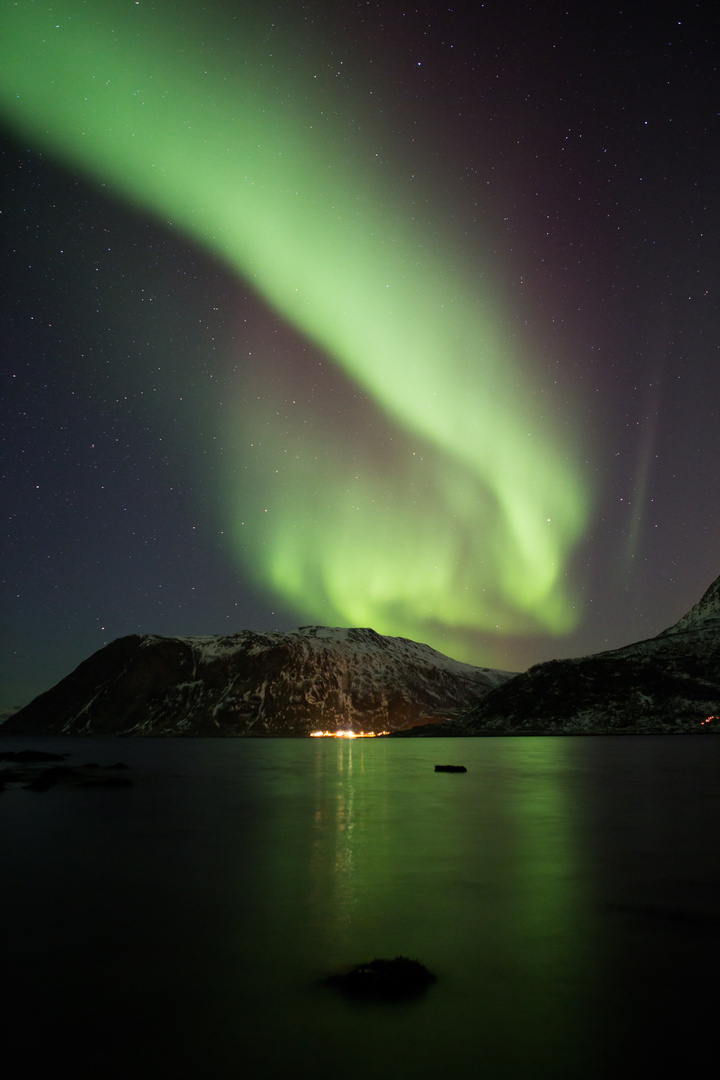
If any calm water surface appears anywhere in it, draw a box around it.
[2,736,719,1078]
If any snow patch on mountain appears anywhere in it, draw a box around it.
[659,574,720,636]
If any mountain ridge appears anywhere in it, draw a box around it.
[453,573,720,735]
[1,625,515,736]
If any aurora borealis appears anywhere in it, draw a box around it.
[2,2,720,709]
[0,0,587,643]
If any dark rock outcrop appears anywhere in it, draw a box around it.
[3,626,515,737]
[0,757,133,792]
[325,956,436,1000]
[0,750,66,763]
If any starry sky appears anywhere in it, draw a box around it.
[2,0,719,712]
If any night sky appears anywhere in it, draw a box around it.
[2,1,719,713]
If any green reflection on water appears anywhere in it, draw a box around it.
[277,739,595,1072]
[232,738,605,1078]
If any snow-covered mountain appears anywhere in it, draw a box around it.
[456,573,720,735]
[658,571,720,636]
[3,626,515,736]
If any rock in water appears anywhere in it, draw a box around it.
[326,956,436,1000]
[0,760,134,792]
[0,750,66,762]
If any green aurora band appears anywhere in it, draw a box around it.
[0,2,590,662]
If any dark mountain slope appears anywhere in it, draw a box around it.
[3,626,515,736]
[458,574,720,735]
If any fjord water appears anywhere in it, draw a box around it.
[2,736,719,1079]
